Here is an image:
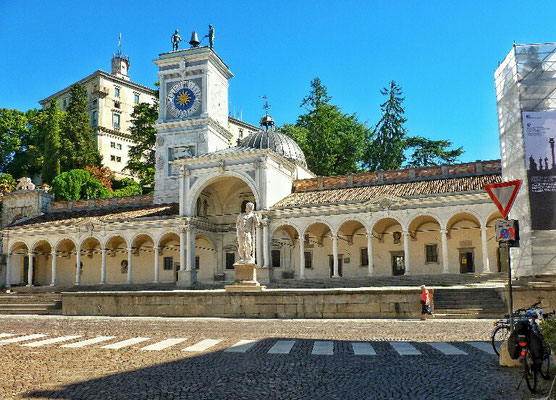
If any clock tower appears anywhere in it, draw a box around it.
[153,44,233,203]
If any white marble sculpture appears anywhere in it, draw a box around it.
[16,177,35,191]
[236,202,260,264]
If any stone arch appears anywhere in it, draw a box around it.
[407,214,442,237]
[486,210,504,228]
[9,240,29,255]
[187,171,260,216]
[156,231,180,248]
[272,224,301,241]
[337,219,369,277]
[371,217,405,277]
[79,237,103,285]
[372,217,404,238]
[446,211,481,233]
[104,234,129,250]
[301,220,334,237]
[30,239,53,254]
[78,236,103,251]
[194,233,217,281]
[54,237,78,253]
[52,238,78,287]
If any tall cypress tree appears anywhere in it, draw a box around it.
[42,99,61,183]
[61,84,101,170]
[125,102,158,188]
[363,81,408,171]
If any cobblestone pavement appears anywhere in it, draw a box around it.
[0,315,552,399]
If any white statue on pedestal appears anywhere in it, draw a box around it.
[236,202,259,264]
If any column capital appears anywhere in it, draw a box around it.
[179,224,194,233]
[331,234,338,240]
[366,233,374,239]
[261,218,269,227]
[440,228,447,235]
[402,230,410,237]
[480,225,488,232]
[50,250,57,256]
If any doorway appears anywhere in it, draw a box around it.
[459,250,475,273]
[391,252,405,276]
[328,254,343,277]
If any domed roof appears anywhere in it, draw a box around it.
[239,130,307,168]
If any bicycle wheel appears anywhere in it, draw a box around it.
[491,325,510,357]
[523,352,538,393]
[540,345,552,380]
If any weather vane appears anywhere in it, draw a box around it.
[261,95,271,113]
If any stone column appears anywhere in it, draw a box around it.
[100,248,107,284]
[154,246,160,283]
[299,237,305,279]
[186,225,194,271]
[366,233,374,277]
[75,248,81,286]
[5,253,11,288]
[481,226,491,273]
[441,229,449,274]
[179,168,190,217]
[50,250,57,286]
[127,245,133,284]
[256,225,263,268]
[403,231,411,275]
[179,229,186,271]
[332,234,339,278]
[27,251,35,287]
[262,220,270,268]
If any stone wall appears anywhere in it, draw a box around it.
[62,288,423,318]
[293,160,501,192]
[502,284,556,311]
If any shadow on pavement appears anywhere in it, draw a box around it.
[24,338,535,400]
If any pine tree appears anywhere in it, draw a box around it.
[42,99,61,183]
[404,136,463,167]
[61,84,101,170]
[282,78,368,176]
[125,102,158,189]
[364,81,408,171]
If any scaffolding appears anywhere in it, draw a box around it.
[494,43,556,276]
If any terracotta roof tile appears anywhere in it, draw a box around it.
[7,203,179,229]
[273,174,502,208]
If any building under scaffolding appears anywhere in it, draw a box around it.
[495,43,556,276]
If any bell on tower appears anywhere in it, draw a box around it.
[111,33,130,81]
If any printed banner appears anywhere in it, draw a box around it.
[522,111,556,229]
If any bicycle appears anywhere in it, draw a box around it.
[514,309,555,393]
[491,302,541,356]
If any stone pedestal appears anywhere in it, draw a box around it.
[176,270,197,288]
[256,267,273,285]
[225,263,265,292]
[499,340,521,367]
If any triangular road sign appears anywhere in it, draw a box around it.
[484,180,522,218]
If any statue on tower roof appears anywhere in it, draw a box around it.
[171,29,182,51]
[208,24,215,49]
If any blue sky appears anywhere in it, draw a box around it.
[1,1,555,162]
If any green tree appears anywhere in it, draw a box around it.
[61,84,102,170]
[364,81,408,171]
[4,109,45,179]
[0,109,28,172]
[50,169,110,201]
[112,178,142,197]
[404,136,464,167]
[282,78,369,176]
[42,99,62,183]
[125,102,158,189]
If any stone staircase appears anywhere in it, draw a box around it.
[0,293,62,315]
[432,288,508,319]
[269,273,507,289]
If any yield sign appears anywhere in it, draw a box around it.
[484,180,522,218]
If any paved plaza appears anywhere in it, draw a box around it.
[0,315,552,399]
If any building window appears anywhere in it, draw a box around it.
[304,251,313,269]
[226,253,235,270]
[110,155,116,161]
[63,98,67,107]
[114,101,120,109]
[110,142,116,148]
[115,87,120,97]
[134,94,140,104]
[271,250,281,268]
[113,113,120,129]
[84,89,88,97]
[425,244,438,263]
[361,248,369,266]
[91,111,98,126]
[195,256,200,270]
[116,143,122,150]
[116,156,121,163]
[163,257,173,270]
[92,99,98,107]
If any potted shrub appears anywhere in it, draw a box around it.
[540,318,556,364]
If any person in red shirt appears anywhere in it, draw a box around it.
[420,285,432,319]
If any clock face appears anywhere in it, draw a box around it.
[166,80,201,118]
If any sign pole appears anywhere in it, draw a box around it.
[505,239,514,331]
